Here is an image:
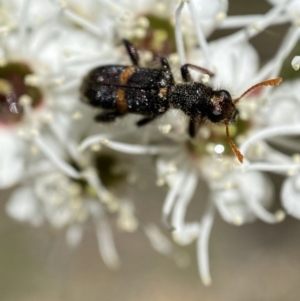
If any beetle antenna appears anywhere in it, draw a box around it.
[233,77,282,105]
[225,122,243,163]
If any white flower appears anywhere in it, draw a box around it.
[264,79,300,127]
[267,0,300,25]
[155,140,286,283]
[1,0,126,270]
[212,171,284,224]
[238,80,300,221]
[3,0,300,287]
[76,0,298,285]
[188,38,259,95]
[5,168,122,268]
[0,0,119,188]
[100,0,228,43]
[281,174,300,219]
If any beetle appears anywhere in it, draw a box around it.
[80,39,281,163]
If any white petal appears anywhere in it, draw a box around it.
[95,218,120,269]
[266,0,285,4]
[281,175,300,219]
[162,170,187,227]
[292,56,300,71]
[144,224,173,255]
[181,0,228,37]
[197,204,215,286]
[46,207,73,228]
[171,169,198,234]
[287,1,300,24]
[213,171,281,224]
[66,224,83,247]
[266,80,300,126]
[117,200,139,232]
[188,39,259,93]
[89,201,120,269]
[172,222,201,245]
[0,132,24,188]
[5,187,43,226]
[213,188,254,225]
[240,124,300,157]
[34,137,81,179]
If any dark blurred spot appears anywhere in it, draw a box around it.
[0,62,43,125]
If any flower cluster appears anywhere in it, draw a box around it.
[1,0,300,286]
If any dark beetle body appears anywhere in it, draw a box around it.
[80,39,238,136]
[81,65,172,116]
[80,40,282,163]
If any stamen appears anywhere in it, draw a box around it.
[83,168,118,207]
[292,56,300,71]
[225,123,243,163]
[55,0,105,37]
[18,0,31,52]
[220,15,262,29]
[220,14,288,29]
[117,201,138,232]
[197,203,215,286]
[80,134,171,155]
[144,224,173,255]
[171,169,198,232]
[162,170,187,229]
[255,27,300,82]
[233,77,282,104]
[34,137,82,179]
[240,124,300,157]
[228,2,287,44]
[89,202,120,269]
[79,130,136,152]
[242,162,300,174]
[188,0,212,70]
[66,224,83,247]
[175,1,186,66]
[244,196,286,223]
[72,111,83,120]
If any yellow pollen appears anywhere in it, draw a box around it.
[0,78,12,94]
[19,94,32,106]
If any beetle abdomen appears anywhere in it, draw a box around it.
[80,65,170,115]
[80,65,124,109]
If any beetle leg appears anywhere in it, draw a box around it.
[160,57,171,71]
[160,57,175,84]
[188,118,202,138]
[94,111,122,122]
[123,39,140,66]
[181,64,214,82]
[136,116,157,127]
